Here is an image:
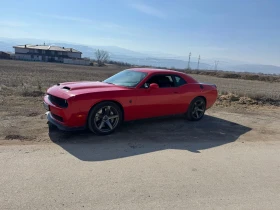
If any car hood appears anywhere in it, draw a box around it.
[47,81,128,99]
[57,81,116,91]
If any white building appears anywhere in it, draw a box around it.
[13,45,88,65]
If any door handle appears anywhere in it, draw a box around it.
[174,91,179,94]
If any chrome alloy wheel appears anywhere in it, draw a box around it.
[93,106,120,133]
[191,99,205,119]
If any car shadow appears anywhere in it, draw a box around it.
[48,114,251,161]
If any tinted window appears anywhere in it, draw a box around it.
[174,76,187,86]
[145,75,175,88]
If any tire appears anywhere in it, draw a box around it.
[186,97,206,121]
[88,101,123,135]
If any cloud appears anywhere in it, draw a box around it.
[130,3,165,18]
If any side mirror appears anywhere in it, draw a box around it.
[149,83,159,89]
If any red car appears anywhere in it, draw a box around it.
[43,68,218,135]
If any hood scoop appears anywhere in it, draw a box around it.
[62,86,71,91]
[54,81,116,91]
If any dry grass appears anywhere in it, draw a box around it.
[183,69,280,83]
[0,60,280,106]
[189,74,280,102]
[0,60,122,96]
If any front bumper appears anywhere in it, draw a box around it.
[46,111,86,132]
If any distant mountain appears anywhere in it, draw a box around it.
[226,64,280,74]
[51,42,149,58]
[1,37,280,74]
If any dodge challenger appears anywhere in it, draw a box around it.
[43,68,218,135]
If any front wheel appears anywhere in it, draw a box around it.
[88,102,123,135]
[186,97,206,121]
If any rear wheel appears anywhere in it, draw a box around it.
[186,97,206,121]
[88,102,123,135]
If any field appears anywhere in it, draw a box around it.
[1,60,280,101]
[0,59,280,142]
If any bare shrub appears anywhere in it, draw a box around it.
[219,93,239,102]
[238,96,258,105]
[95,49,110,66]
[20,80,44,97]
[108,60,133,67]
[183,69,280,83]
[220,90,229,95]
[37,81,42,92]
[218,92,280,106]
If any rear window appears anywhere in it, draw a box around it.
[174,76,187,86]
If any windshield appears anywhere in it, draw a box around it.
[103,70,147,87]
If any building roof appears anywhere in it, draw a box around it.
[13,45,82,53]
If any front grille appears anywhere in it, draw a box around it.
[48,94,68,108]
[51,113,63,122]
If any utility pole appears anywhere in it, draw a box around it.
[187,52,192,69]
[214,60,219,70]
[197,55,200,70]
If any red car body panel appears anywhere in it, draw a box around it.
[44,68,218,130]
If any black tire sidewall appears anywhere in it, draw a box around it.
[88,101,123,135]
[187,97,206,121]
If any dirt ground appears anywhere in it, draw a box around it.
[0,60,280,145]
[1,60,280,210]
[1,104,280,146]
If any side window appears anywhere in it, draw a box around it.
[174,76,187,87]
[145,75,176,88]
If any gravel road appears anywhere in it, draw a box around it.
[1,108,280,210]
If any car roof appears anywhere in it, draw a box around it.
[129,68,179,74]
[128,68,198,83]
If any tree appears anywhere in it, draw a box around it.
[95,49,109,66]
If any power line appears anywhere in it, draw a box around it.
[214,60,219,70]
[197,55,200,70]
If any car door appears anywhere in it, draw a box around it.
[171,74,190,113]
[132,74,184,120]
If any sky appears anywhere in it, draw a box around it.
[0,0,279,66]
